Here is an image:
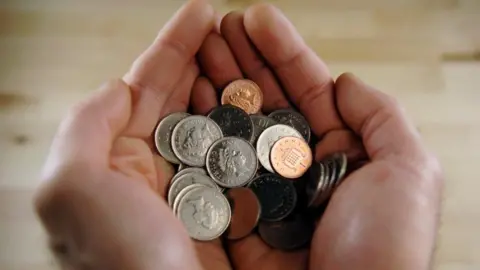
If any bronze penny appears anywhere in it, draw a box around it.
[221,79,263,114]
[225,187,261,240]
[270,136,312,179]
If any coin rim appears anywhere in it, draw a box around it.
[167,172,218,207]
[206,136,259,188]
[173,184,207,215]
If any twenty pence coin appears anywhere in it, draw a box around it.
[270,136,312,179]
[221,79,263,114]
[177,186,231,241]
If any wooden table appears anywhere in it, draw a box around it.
[1,0,479,269]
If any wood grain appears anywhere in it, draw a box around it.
[0,0,479,269]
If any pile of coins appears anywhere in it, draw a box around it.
[154,79,348,250]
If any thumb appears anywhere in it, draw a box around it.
[43,79,132,179]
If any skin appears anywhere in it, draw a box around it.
[34,1,444,270]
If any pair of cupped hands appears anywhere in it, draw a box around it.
[35,0,444,269]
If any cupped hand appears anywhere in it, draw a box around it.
[34,1,443,270]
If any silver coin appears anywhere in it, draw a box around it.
[268,109,311,143]
[171,167,207,184]
[332,152,348,187]
[154,112,190,164]
[250,115,277,145]
[167,172,218,207]
[171,115,223,167]
[256,124,302,173]
[173,184,207,215]
[177,186,231,241]
[206,137,258,188]
[315,158,337,206]
[307,162,327,207]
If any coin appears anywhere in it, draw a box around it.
[154,112,190,164]
[225,188,261,240]
[170,167,207,185]
[178,163,187,171]
[250,115,277,145]
[306,162,327,208]
[177,186,231,241]
[258,213,314,250]
[173,184,207,215]
[269,109,311,143]
[316,157,337,206]
[171,115,223,167]
[248,173,297,221]
[221,79,263,114]
[167,172,218,207]
[206,137,258,188]
[207,105,254,142]
[256,124,302,173]
[270,136,312,179]
[332,152,348,187]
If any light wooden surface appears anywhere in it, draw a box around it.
[1,0,479,269]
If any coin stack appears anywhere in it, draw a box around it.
[154,79,348,250]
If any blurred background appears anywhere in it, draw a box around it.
[0,0,479,269]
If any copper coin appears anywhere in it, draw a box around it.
[225,188,261,240]
[221,79,263,114]
[270,136,312,179]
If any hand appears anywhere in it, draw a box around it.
[34,1,444,270]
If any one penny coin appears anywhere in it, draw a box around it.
[225,188,261,240]
[270,136,312,179]
[221,79,263,114]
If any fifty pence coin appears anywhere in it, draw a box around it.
[207,105,254,142]
[171,115,223,167]
[168,172,218,207]
[173,184,207,215]
[256,124,302,173]
[258,213,314,250]
[177,186,231,241]
[250,115,277,145]
[221,79,263,114]
[270,136,312,179]
[269,109,311,143]
[225,188,261,240]
[248,173,297,221]
[206,137,258,188]
[154,112,190,164]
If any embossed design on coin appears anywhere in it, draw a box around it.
[270,136,312,179]
[154,112,190,164]
[171,115,223,167]
[248,174,297,221]
[177,186,231,241]
[250,115,277,144]
[207,105,253,141]
[256,124,302,173]
[226,188,261,240]
[258,213,314,250]
[269,109,311,142]
[168,172,218,207]
[170,167,207,186]
[221,79,263,114]
[207,137,257,188]
[173,184,206,215]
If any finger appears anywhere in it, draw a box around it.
[314,129,367,162]
[123,0,215,138]
[244,4,344,136]
[194,239,231,270]
[191,76,218,115]
[152,155,175,198]
[42,79,131,178]
[221,11,289,112]
[197,32,243,90]
[335,73,427,161]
